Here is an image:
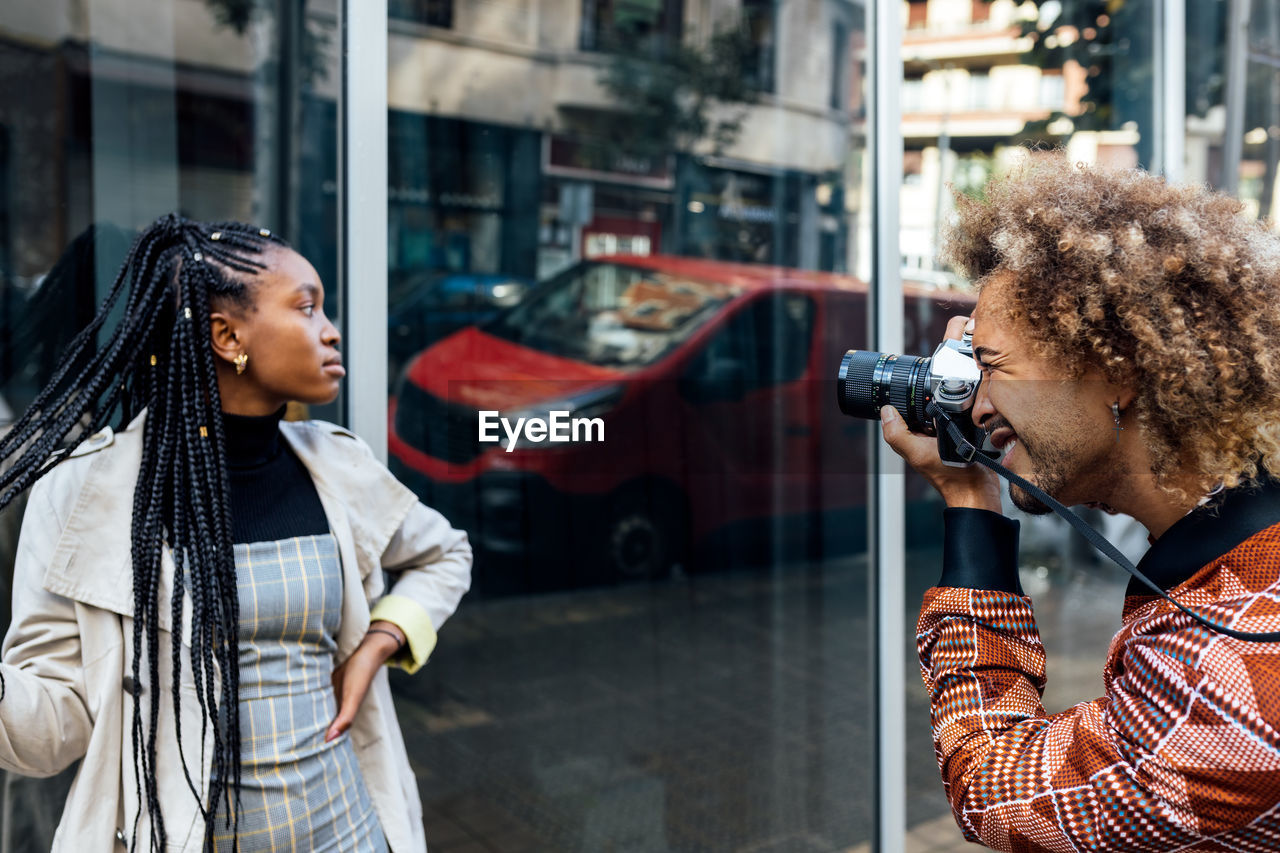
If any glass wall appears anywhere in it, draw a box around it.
[1185,0,1280,221]
[0,0,339,846]
[383,0,930,848]
[0,0,342,415]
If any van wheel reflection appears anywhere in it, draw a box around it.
[603,487,687,582]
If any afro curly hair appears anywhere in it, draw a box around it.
[943,152,1280,501]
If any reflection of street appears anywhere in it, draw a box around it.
[390,544,1128,852]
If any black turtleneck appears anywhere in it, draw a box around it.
[223,407,330,545]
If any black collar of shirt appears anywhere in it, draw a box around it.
[222,405,287,470]
[1126,477,1280,597]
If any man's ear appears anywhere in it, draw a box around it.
[1116,386,1138,412]
[209,310,244,367]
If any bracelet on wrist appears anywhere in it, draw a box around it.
[366,627,405,649]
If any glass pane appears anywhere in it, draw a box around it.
[387,1,894,848]
[1185,0,1280,222]
[900,1,1159,849]
[0,0,340,845]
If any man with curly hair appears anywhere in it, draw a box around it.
[881,153,1280,851]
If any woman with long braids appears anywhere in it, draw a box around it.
[0,214,472,851]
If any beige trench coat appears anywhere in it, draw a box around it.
[0,414,472,852]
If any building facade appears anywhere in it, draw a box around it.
[386,0,865,279]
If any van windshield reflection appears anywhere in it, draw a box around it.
[485,261,738,368]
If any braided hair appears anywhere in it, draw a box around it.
[0,213,288,851]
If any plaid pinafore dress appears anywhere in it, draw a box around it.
[211,533,388,852]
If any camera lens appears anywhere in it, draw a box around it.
[836,350,934,432]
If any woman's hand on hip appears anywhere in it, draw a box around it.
[326,620,406,742]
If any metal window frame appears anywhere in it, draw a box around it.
[867,0,905,850]
[1222,0,1250,194]
[1154,0,1186,180]
[340,0,390,460]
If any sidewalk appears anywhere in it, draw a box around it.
[390,543,1128,852]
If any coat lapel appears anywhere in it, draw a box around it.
[40,414,194,644]
[279,421,377,665]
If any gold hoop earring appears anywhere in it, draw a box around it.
[234,352,249,375]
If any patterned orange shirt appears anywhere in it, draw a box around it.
[918,485,1280,852]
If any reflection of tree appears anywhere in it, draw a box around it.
[584,24,762,166]
[951,151,998,201]
[201,0,336,241]
[205,0,256,30]
[1018,1,1280,217]
[203,0,333,85]
[1015,0,1246,129]
[1014,1,1280,217]
[1011,1,1158,166]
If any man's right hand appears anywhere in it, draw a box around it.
[878,315,1003,513]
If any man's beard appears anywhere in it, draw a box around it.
[1007,432,1072,515]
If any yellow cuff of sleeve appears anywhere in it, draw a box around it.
[369,595,437,674]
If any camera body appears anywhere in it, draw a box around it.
[836,331,997,467]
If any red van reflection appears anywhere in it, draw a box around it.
[388,256,975,594]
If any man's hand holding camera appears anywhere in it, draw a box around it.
[873,315,1002,513]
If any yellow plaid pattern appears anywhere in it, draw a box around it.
[211,534,386,852]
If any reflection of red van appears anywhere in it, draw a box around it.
[388,256,975,594]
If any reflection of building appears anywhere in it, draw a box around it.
[0,0,340,289]
[387,0,864,279]
[900,0,1079,269]
[388,114,541,276]
[3,1,865,285]
[1184,1,1280,226]
[899,0,1150,271]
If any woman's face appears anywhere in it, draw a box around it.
[210,247,343,415]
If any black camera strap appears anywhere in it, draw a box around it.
[926,402,1280,643]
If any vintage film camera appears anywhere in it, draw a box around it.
[836,330,998,467]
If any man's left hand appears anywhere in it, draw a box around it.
[879,315,1002,512]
